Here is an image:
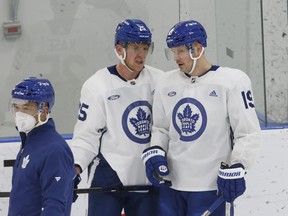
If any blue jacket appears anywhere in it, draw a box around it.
[8,119,75,216]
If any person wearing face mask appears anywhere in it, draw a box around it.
[8,77,75,216]
[70,19,164,216]
[141,20,261,215]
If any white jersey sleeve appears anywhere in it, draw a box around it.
[226,68,261,169]
[71,72,107,171]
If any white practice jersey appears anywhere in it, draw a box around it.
[151,66,261,191]
[71,65,163,186]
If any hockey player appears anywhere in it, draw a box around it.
[142,20,261,215]
[71,19,163,215]
[8,77,75,216]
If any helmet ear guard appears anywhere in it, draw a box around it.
[11,77,55,112]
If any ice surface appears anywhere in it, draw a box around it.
[1,129,287,215]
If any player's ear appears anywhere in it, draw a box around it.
[115,44,124,56]
[40,104,49,121]
[44,105,49,114]
[193,42,203,56]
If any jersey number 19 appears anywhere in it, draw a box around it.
[241,90,254,109]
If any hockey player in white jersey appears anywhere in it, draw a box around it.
[142,20,261,215]
[71,19,163,215]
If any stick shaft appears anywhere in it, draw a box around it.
[76,185,153,194]
[0,185,153,198]
[0,192,10,198]
[201,196,226,216]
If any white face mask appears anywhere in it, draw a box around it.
[15,112,37,133]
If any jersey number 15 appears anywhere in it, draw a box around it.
[78,103,89,121]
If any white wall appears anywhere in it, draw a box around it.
[262,0,288,123]
[214,0,288,124]
[0,0,178,137]
[0,0,287,139]
[179,0,218,64]
[214,0,265,117]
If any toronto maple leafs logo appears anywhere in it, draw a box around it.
[172,98,207,141]
[22,155,30,169]
[129,107,150,136]
[122,101,152,144]
[177,105,199,134]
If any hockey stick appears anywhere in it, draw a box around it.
[0,192,10,198]
[201,196,226,216]
[0,185,153,198]
[75,185,153,194]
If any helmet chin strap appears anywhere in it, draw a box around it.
[36,112,50,127]
[114,48,134,73]
[188,47,205,75]
[24,112,49,134]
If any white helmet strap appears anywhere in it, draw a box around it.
[114,48,134,73]
[188,47,205,75]
[36,112,50,127]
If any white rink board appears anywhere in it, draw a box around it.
[235,129,288,215]
[0,129,288,215]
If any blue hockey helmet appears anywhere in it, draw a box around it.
[114,19,152,47]
[166,20,207,49]
[11,77,55,112]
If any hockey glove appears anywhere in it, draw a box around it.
[73,174,81,202]
[217,162,246,203]
[141,146,172,187]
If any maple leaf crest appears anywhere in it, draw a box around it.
[129,107,151,136]
[177,104,199,134]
